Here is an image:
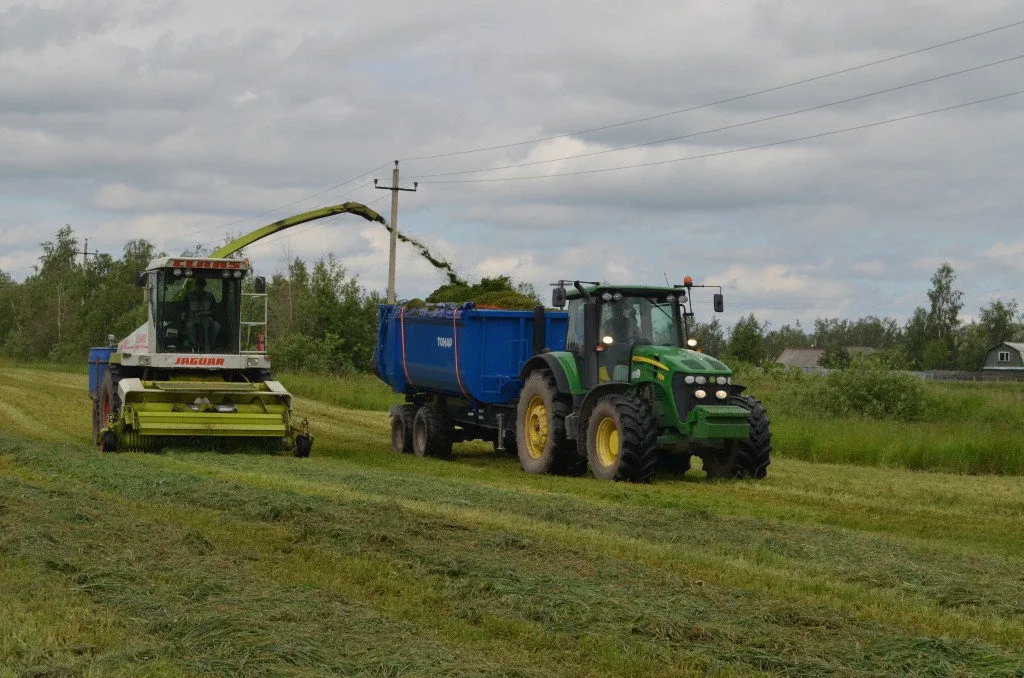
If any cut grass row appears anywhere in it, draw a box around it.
[1,362,1024,675]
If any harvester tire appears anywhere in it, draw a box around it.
[702,395,772,479]
[97,372,121,452]
[294,434,312,458]
[412,405,453,459]
[391,404,417,453]
[584,394,658,483]
[515,371,585,476]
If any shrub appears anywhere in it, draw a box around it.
[822,354,925,421]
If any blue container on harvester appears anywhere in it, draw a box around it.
[375,303,568,405]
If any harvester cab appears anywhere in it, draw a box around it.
[88,201,387,455]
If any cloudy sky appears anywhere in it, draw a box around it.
[1,0,1022,328]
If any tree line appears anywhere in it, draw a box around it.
[1,229,1020,373]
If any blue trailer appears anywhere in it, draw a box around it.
[374,302,568,456]
[375,282,770,483]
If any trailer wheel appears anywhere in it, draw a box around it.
[412,406,453,459]
[584,394,658,482]
[702,395,772,479]
[516,371,584,475]
[391,404,417,453]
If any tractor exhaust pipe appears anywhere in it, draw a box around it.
[532,305,545,356]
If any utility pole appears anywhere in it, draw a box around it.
[75,238,90,268]
[375,160,418,304]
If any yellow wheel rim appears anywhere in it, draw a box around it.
[524,396,548,460]
[595,417,620,468]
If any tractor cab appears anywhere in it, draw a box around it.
[555,280,725,388]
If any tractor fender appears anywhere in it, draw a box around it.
[729,383,747,395]
[575,381,633,450]
[519,354,572,394]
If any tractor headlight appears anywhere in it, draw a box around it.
[684,375,695,384]
[601,292,613,301]
[612,292,623,301]
[138,355,151,366]
[173,268,182,277]
[602,335,614,345]
[246,356,260,367]
[695,376,707,385]
[694,389,707,399]
[715,389,728,400]
[222,271,230,278]
[687,338,698,347]
[184,268,193,277]
[233,270,242,278]
[716,376,728,385]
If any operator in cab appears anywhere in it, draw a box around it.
[186,278,220,352]
[599,302,637,381]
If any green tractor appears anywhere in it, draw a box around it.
[517,279,771,482]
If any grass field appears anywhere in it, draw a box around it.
[1,363,1023,676]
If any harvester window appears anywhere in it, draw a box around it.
[154,272,242,354]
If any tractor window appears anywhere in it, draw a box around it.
[565,299,586,357]
[154,272,242,353]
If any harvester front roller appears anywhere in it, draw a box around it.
[98,378,312,456]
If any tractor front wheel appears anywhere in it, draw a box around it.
[515,371,583,475]
[412,405,453,459]
[701,395,772,479]
[391,404,418,453]
[584,394,658,482]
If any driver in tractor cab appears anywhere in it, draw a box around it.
[186,278,220,353]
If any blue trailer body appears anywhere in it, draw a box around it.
[88,347,116,398]
[375,304,568,405]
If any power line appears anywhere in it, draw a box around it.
[419,89,1024,184]
[408,53,1024,180]
[401,18,1024,162]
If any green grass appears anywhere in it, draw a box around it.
[739,369,1024,475]
[276,370,403,412]
[1,362,1024,676]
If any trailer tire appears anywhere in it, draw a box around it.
[585,394,658,482]
[412,405,453,459]
[516,371,584,476]
[702,395,772,479]
[391,404,417,453]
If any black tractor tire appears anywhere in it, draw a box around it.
[515,371,584,476]
[412,405,453,459]
[391,404,418,453]
[97,371,122,452]
[294,434,312,458]
[91,398,102,445]
[584,394,658,483]
[702,395,772,479]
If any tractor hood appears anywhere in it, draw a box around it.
[632,345,732,376]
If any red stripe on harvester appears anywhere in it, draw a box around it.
[453,309,470,399]
[400,306,414,388]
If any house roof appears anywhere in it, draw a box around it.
[777,348,824,368]
[1003,342,1024,353]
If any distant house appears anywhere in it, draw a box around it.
[776,346,877,370]
[982,342,1024,372]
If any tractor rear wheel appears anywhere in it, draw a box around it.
[584,394,658,482]
[516,371,584,475]
[701,395,772,479]
[412,405,453,459]
[391,404,418,453]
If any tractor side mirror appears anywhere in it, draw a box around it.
[551,287,567,308]
[254,276,266,294]
[713,293,724,313]
[134,271,147,287]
